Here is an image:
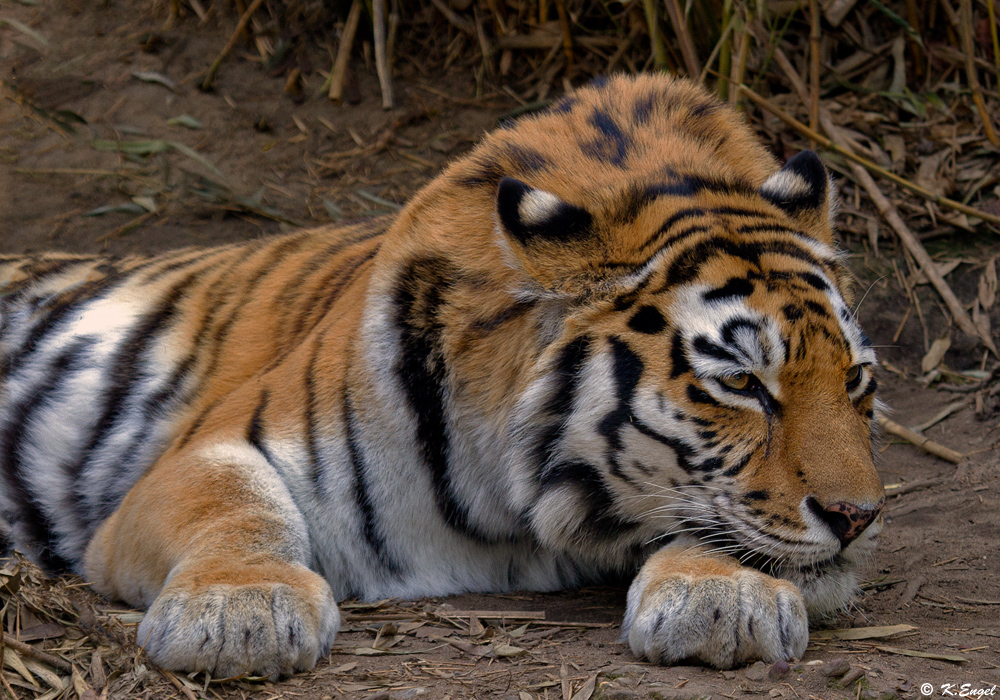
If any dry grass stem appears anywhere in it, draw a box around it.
[959,0,1000,147]
[327,0,364,101]
[738,85,1000,227]
[201,0,266,90]
[877,416,965,463]
[373,0,394,109]
[820,110,998,355]
[663,0,700,78]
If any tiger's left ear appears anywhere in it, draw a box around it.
[496,176,612,297]
[759,150,835,243]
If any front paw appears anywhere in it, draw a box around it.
[138,567,339,679]
[623,562,808,668]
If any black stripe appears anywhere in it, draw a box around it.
[659,237,827,292]
[535,336,592,472]
[394,258,499,543]
[343,380,402,573]
[0,337,94,571]
[67,269,206,530]
[539,460,640,539]
[596,337,644,483]
[702,277,754,302]
[304,337,324,486]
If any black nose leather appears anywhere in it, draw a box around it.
[807,497,883,547]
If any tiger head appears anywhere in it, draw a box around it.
[393,74,883,616]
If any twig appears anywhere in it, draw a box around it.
[327,0,363,102]
[0,637,73,674]
[373,0,394,109]
[988,0,1000,93]
[884,477,947,496]
[959,0,1000,147]
[94,211,157,243]
[201,0,265,90]
[553,0,574,72]
[877,415,965,463]
[158,667,198,700]
[429,0,475,35]
[737,84,1000,227]
[663,0,700,79]
[820,110,997,355]
[808,0,820,140]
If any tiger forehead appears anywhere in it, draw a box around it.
[453,74,779,198]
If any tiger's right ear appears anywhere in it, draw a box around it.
[497,177,593,246]
[495,177,607,296]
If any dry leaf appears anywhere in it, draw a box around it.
[973,301,992,341]
[915,148,951,197]
[979,259,997,310]
[875,645,967,663]
[493,642,528,658]
[570,673,598,700]
[328,662,358,674]
[921,335,951,374]
[811,624,917,640]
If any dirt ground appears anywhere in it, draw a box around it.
[1,2,998,699]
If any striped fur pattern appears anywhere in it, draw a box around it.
[0,74,883,676]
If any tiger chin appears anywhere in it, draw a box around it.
[0,73,883,678]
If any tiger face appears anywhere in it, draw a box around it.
[443,76,885,620]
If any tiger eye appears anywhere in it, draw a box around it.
[721,373,750,391]
[845,365,862,385]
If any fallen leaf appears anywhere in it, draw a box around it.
[811,624,917,640]
[921,335,951,374]
[875,645,967,663]
[979,259,997,310]
[570,673,598,700]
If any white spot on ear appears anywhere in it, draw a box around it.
[761,170,811,200]
[518,188,562,225]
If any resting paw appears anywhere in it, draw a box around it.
[138,570,339,679]
[623,559,808,668]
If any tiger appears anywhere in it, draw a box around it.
[0,73,884,678]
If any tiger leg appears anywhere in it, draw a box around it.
[622,544,808,669]
[83,442,339,679]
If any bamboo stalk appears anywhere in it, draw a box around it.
[960,0,1000,146]
[737,84,1000,228]
[553,0,574,71]
[201,0,266,90]
[327,0,363,102]
[808,0,821,141]
[373,0,394,109]
[820,110,998,356]
[718,0,733,99]
[730,14,749,109]
[989,0,1000,91]
[641,0,668,71]
[663,0,701,78]
[878,416,965,463]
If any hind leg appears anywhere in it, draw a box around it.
[84,441,339,679]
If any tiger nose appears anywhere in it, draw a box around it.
[807,498,883,547]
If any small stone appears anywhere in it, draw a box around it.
[862,691,880,700]
[769,690,784,698]
[745,661,769,681]
[602,690,640,700]
[769,659,791,680]
[721,671,738,680]
[819,658,851,678]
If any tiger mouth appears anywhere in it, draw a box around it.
[678,521,857,576]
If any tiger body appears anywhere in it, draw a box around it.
[0,74,883,677]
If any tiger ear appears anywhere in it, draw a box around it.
[496,177,604,296]
[497,177,593,246]
[759,150,835,241]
